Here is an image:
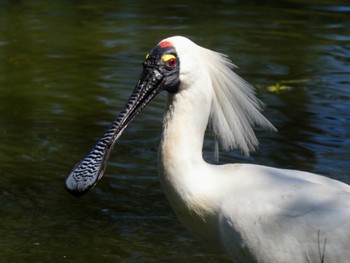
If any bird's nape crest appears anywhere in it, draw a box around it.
[199,47,276,159]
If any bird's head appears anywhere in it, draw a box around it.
[142,40,180,93]
[141,36,208,94]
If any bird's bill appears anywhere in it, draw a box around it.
[65,66,165,196]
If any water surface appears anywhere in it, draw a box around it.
[0,0,349,262]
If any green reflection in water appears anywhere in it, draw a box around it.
[0,0,349,262]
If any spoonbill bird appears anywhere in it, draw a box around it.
[65,36,350,263]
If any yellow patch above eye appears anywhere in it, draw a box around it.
[162,54,176,62]
[145,53,149,59]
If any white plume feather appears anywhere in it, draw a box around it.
[164,36,276,158]
[198,46,276,157]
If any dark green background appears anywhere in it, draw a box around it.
[0,0,349,262]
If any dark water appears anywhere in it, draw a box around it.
[0,0,349,262]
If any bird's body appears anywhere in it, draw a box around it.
[66,36,350,262]
[161,161,350,262]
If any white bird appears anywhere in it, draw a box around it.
[65,36,350,263]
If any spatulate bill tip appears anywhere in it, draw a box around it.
[64,151,108,197]
[64,172,96,197]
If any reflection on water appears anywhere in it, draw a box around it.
[0,0,349,262]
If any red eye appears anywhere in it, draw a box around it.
[167,58,176,67]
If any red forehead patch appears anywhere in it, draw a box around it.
[159,41,173,48]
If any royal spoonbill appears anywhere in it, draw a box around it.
[65,36,350,263]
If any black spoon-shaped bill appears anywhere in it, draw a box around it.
[65,66,165,196]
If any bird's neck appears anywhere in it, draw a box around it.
[158,86,221,243]
[159,88,210,178]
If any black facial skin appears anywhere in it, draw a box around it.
[145,45,180,93]
[65,43,180,196]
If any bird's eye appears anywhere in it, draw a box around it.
[167,58,176,67]
[162,54,177,67]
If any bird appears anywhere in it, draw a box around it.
[65,36,350,263]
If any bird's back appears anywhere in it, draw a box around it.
[216,164,350,263]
